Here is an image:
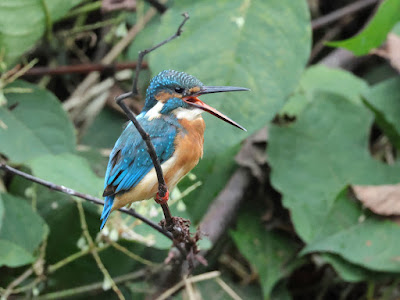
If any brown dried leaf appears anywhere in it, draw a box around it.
[371,33,400,72]
[352,183,400,216]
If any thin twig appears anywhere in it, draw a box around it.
[183,276,196,300]
[155,271,221,300]
[109,240,157,266]
[215,277,242,300]
[63,5,159,112]
[0,163,173,241]
[310,17,352,62]
[114,12,189,228]
[4,246,113,297]
[22,61,148,77]
[76,201,125,300]
[132,12,189,95]
[35,269,147,300]
[311,0,378,30]
[48,245,111,274]
[1,267,33,299]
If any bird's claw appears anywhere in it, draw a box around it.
[155,189,169,204]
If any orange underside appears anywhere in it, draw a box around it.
[111,117,205,211]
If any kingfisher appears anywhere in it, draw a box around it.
[100,70,248,229]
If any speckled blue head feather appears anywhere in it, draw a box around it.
[143,70,204,112]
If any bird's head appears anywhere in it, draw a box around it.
[142,70,248,131]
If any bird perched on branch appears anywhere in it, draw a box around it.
[101,70,248,229]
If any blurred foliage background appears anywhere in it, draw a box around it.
[0,0,400,299]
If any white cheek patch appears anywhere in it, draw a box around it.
[174,108,203,121]
[145,102,164,120]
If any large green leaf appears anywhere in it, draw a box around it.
[231,213,302,299]
[151,0,310,155]
[0,0,84,65]
[150,0,311,221]
[304,190,400,273]
[328,0,400,56]
[268,92,400,272]
[0,194,4,231]
[0,193,48,267]
[281,65,368,116]
[29,153,103,198]
[363,77,400,149]
[80,108,127,149]
[309,219,400,273]
[321,253,381,283]
[0,81,76,164]
[0,240,34,267]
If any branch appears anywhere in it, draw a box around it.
[114,12,190,229]
[35,269,147,300]
[311,0,378,30]
[22,61,148,77]
[144,0,168,14]
[0,163,173,241]
[132,12,189,96]
[199,168,252,244]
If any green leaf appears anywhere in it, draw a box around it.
[151,0,310,155]
[269,93,399,242]
[29,153,103,198]
[0,81,75,164]
[0,194,4,231]
[0,193,48,267]
[0,240,34,267]
[0,0,84,65]
[321,253,383,283]
[281,65,368,116]
[81,108,127,149]
[304,215,400,272]
[231,213,302,299]
[363,77,400,149]
[328,0,400,56]
[269,92,400,272]
[151,0,311,221]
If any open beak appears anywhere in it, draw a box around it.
[183,86,249,131]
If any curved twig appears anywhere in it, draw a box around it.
[115,13,190,228]
[0,163,172,240]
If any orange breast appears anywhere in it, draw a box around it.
[164,118,205,187]
[112,117,205,211]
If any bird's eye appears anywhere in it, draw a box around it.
[174,87,185,94]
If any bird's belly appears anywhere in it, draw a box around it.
[112,157,175,210]
[112,118,205,211]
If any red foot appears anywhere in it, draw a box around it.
[155,189,169,204]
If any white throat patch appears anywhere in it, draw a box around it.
[174,108,203,121]
[145,102,164,120]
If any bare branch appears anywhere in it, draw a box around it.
[311,0,378,30]
[0,163,173,241]
[22,61,148,77]
[132,12,189,96]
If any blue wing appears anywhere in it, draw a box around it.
[100,116,179,229]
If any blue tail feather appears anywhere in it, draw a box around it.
[100,196,114,229]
